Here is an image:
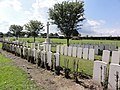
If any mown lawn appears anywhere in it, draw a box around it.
[60,55,94,77]
[9,37,120,47]
[0,54,42,90]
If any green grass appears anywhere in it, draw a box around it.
[0,54,42,90]
[9,37,120,47]
[60,55,94,77]
[0,43,2,49]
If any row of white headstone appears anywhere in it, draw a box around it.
[56,45,95,61]
[28,43,60,67]
[70,43,116,51]
[93,49,120,90]
[9,42,60,68]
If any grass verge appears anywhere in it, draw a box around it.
[0,54,42,90]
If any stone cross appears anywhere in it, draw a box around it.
[47,22,50,39]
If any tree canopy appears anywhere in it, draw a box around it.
[49,1,85,46]
[24,20,44,42]
[9,24,23,39]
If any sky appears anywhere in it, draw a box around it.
[0,0,120,36]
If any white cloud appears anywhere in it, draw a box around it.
[0,0,22,11]
[80,19,105,35]
[0,20,10,33]
[0,0,120,37]
[81,19,120,36]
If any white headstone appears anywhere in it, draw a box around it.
[77,44,81,47]
[54,53,60,66]
[89,45,94,49]
[17,46,19,54]
[68,46,72,56]
[72,47,77,57]
[81,45,84,48]
[102,50,110,63]
[36,49,41,60]
[77,47,82,59]
[12,44,15,52]
[64,45,68,56]
[47,52,52,67]
[83,48,88,59]
[48,44,51,51]
[111,51,120,64]
[89,49,95,61]
[31,48,36,58]
[43,44,46,51]
[26,42,28,48]
[108,63,120,90]
[56,45,60,53]
[41,51,46,62]
[85,45,89,48]
[27,48,31,56]
[118,47,120,51]
[105,44,109,50]
[60,45,64,55]
[93,61,107,85]
[94,45,98,55]
[31,43,35,49]
[74,44,78,47]
[110,44,116,51]
[46,44,49,52]
[37,43,40,50]
[99,44,104,51]
[23,47,26,56]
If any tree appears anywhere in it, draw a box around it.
[49,33,54,37]
[24,20,44,42]
[72,30,79,36]
[54,33,59,37]
[49,1,85,46]
[9,24,23,39]
[5,31,13,37]
[0,32,3,38]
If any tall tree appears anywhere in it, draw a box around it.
[9,24,23,39]
[24,20,44,42]
[49,1,85,46]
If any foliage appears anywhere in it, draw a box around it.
[49,1,85,46]
[24,20,44,42]
[49,33,59,37]
[9,24,23,39]
[0,32,3,38]
[4,31,13,37]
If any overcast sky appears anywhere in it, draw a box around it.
[0,0,120,36]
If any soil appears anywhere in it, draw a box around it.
[0,49,102,90]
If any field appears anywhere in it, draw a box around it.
[0,53,42,89]
[10,37,120,46]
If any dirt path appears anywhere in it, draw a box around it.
[0,49,101,90]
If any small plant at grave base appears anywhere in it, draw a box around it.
[115,71,119,90]
[64,59,71,79]
[100,66,109,90]
[78,71,91,79]
[55,66,62,75]
[40,53,45,68]
[54,55,62,75]
[73,59,79,83]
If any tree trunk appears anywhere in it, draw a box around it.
[67,38,69,46]
[16,35,18,40]
[34,36,36,43]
